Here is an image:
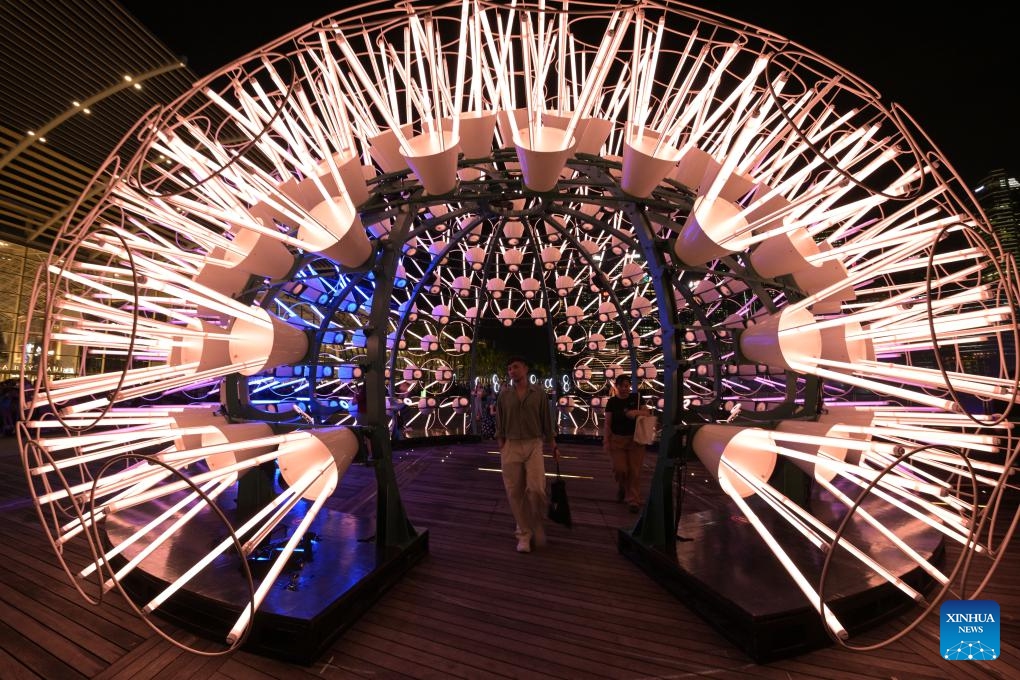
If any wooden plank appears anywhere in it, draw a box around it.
[3,439,1020,680]
[0,617,88,680]
[0,564,144,654]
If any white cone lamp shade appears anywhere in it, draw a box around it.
[775,420,851,482]
[790,245,856,313]
[620,261,644,287]
[540,246,562,270]
[555,334,574,352]
[503,221,525,245]
[421,334,440,351]
[428,240,449,264]
[740,307,821,372]
[403,365,423,381]
[433,365,454,383]
[556,275,576,296]
[502,248,524,271]
[521,277,541,298]
[465,246,486,270]
[367,126,413,173]
[674,195,752,267]
[565,305,585,325]
[495,108,529,149]
[579,238,600,255]
[621,131,684,198]
[228,307,309,376]
[546,114,607,157]
[430,305,450,325]
[335,364,363,381]
[668,147,718,193]
[620,335,639,349]
[630,295,654,318]
[464,306,479,322]
[278,427,360,500]
[691,424,778,498]
[637,362,657,379]
[192,263,252,323]
[368,219,393,240]
[304,198,372,270]
[819,322,876,367]
[749,227,820,280]
[193,259,250,296]
[465,222,484,243]
[454,335,472,352]
[544,218,563,242]
[598,301,618,322]
[170,406,225,452]
[514,127,577,192]
[692,278,721,303]
[386,331,407,350]
[327,151,372,209]
[588,333,607,351]
[398,301,418,322]
[742,190,791,234]
[169,319,231,374]
[558,395,576,411]
[486,277,506,298]
[574,365,592,380]
[498,307,517,326]
[452,275,473,297]
[703,167,757,203]
[418,396,438,412]
[211,227,294,281]
[202,422,276,471]
[443,111,498,159]
[401,131,460,196]
[531,307,547,325]
[818,409,879,465]
[573,117,613,155]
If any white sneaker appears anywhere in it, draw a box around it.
[516,537,531,553]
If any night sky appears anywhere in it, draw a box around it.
[121,1,1016,185]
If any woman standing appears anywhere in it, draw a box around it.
[603,374,651,513]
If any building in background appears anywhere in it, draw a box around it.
[975,169,1020,260]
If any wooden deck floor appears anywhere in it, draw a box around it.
[2,434,1018,679]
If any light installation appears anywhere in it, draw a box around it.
[18,0,1019,660]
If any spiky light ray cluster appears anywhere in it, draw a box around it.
[19,0,1019,650]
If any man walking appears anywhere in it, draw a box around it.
[495,355,559,553]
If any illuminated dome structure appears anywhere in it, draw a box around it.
[19,0,1019,663]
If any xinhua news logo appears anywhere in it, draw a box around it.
[940,600,999,660]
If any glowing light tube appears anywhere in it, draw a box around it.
[815,476,949,586]
[226,465,337,644]
[743,468,926,604]
[97,477,235,591]
[720,462,848,640]
[140,458,333,615]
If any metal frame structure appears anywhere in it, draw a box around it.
[17,0,1020,660]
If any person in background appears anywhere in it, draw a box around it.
[480,385,497,439]
[495,355,559,553]
[353,380,369,426]
[603,374,651,513]
[0,388,14,436]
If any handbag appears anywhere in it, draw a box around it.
[548,461,572,527]
[633,414,656,445]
